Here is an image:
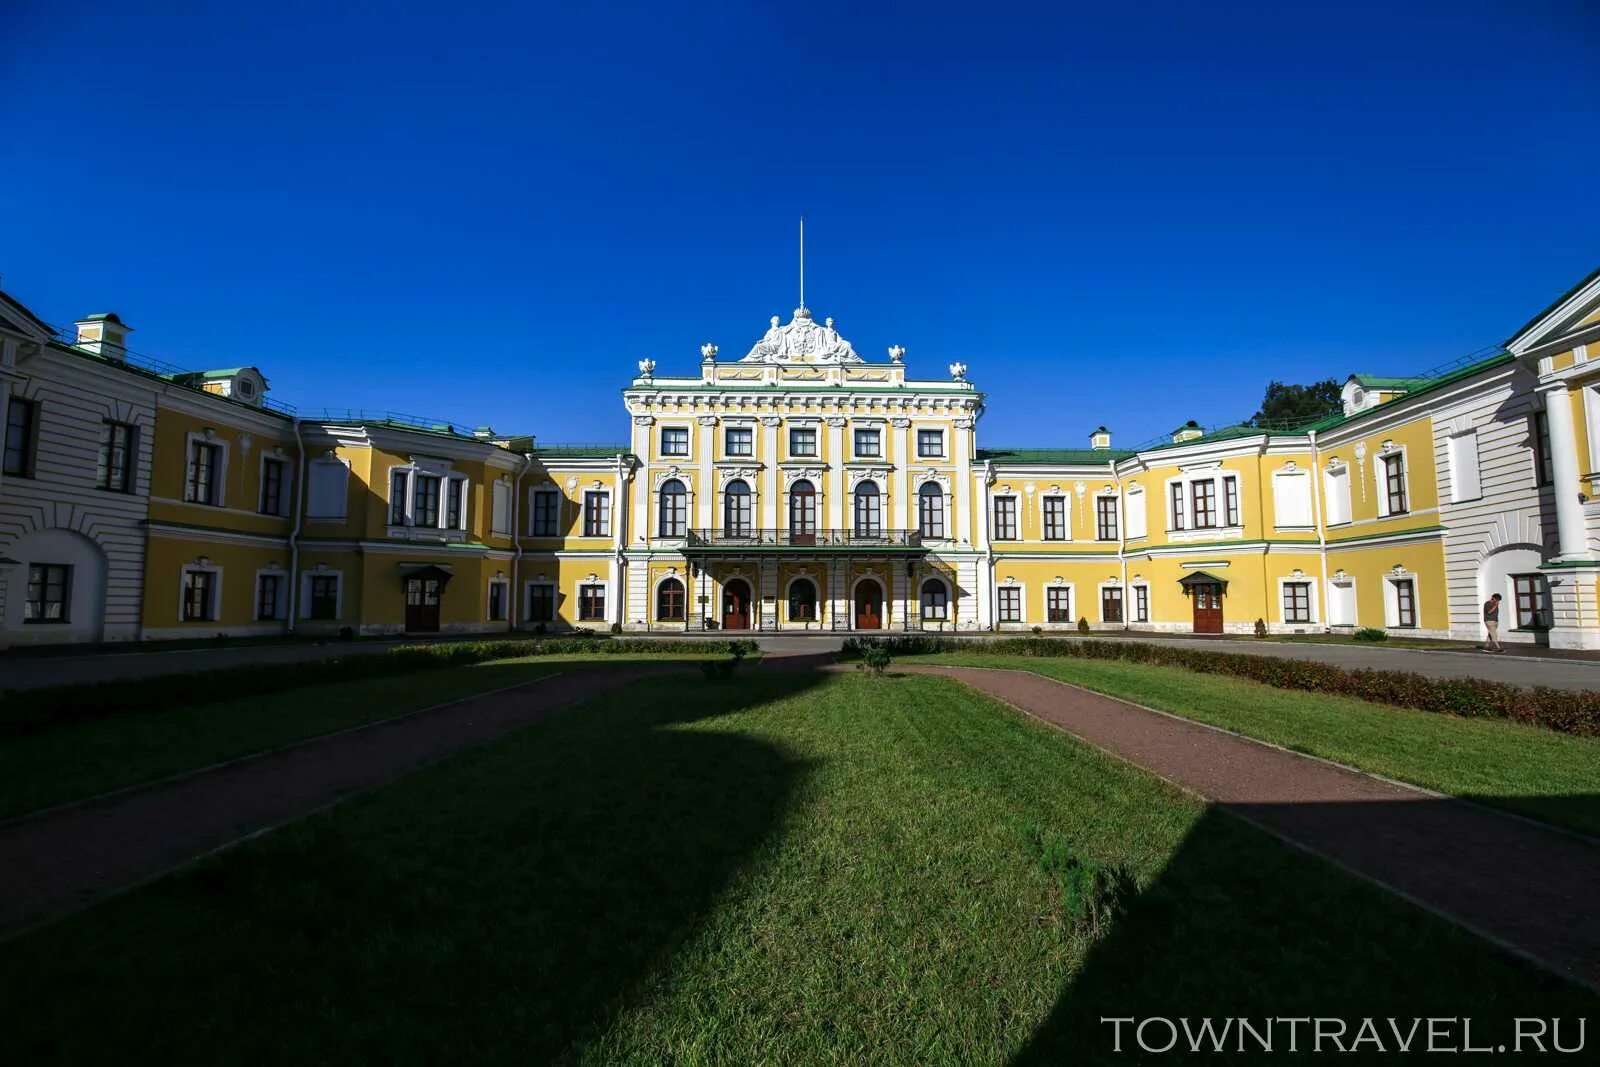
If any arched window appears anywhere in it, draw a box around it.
[724,479,753,538]
[853,482,882,538]
[658,479,687,538]
[918,481,945,539]
[788,578,818,621]
[789,479,816,544]
[921,578,949,621]
[656,577,685,621]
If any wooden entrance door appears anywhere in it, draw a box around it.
[722,579,751,630]
[1191,582,1223,634]
[855,579,883,630]
[405,577,442,632]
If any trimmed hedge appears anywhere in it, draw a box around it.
[0,636,756,739]
[841,636,1600,737]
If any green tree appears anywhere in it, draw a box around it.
[1251,379,1341,427]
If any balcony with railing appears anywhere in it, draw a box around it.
[683,528,925,552]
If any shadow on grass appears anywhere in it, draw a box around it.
[0,668,825,1063]
[1012,799,1600,1065]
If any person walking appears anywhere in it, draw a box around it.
[1483,592,1504,653]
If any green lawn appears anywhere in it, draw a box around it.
[924,653,1600,837]
[0,654,707,821]
[1,671,1590,1064]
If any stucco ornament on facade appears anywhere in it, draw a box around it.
[741,307,863,364]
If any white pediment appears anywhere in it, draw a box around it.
[741,307,862,364]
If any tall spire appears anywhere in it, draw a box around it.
[798,215,806,312]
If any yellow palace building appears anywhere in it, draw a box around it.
[2,267,1599,648]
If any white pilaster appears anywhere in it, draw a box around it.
[696,416,716,531]
[1540,383,1592,560]
[762,416,780,530]
[893,417,911,532]
[827,417,846,532]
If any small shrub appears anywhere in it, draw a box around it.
[1031,625,1044,636]
[1077,617,1091,635]
[857,644,893,676]
[1253,618,1268,638]
[1021,824,1138,939]
[1353,627,1388,642]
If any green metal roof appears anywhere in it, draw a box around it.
[1351,374,1429,390]
[1300,352,1514,434]
[977,447,1130,465]
[1505,264,1600,347]
[530,444,631,459]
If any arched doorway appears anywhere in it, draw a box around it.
[2,528,108,645]
[855,578,883,630]
[787,577,818,623]
[722,578,752,630]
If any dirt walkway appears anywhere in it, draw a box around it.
[0,666,671,937]
[904,664,1600,990]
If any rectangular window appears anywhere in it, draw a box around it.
[531,490,559,536]
[413,474,441,527]
[1283,581,1312,624]
[1448,430,1481,502]
[1532,412,1553,487]
[1125,489,1147,539]
[920,582,948,621]
[725,426,753,456]
[309,575,339,620]
[1169,482,1186,530]
[1223,476,1240,526]
[101,421,136,493]
[1096,496,1118,541]
[259,457,285,515]
[307,458,348,519]
[1042,496,1068,540]
[583,491,611,537]
[3,397,37,477]
[992,496,1018,540]
[183,569,216,621]
[1046,586,1071,623]
[446,478,464,530]
[853,427,881,457]
[23,563,70,623]
[527,584,555,622]
[578,584,606,621]
[255,573,281,620]
[389,469,410,525]
[1383,454,1408,515]
[1393,578,1416,628]
[1513,575,1548,629]
[491,481,511,535]
[917,429,944,458]
[1191,480,1216,528]
[488,582,507,622]
[1133,585,1149,623]
[661,426,689,456]
[1101,586,1124,624]
[789,426,817,456]
[658,581,686,621]
[1273,471,1313,528]
[1323,466,1350,525]
[186,441,221,505]
[997,586,1022,622]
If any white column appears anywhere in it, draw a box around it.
[762,417,780,531]
[974,459,994,629]
[827,417,846,532]
[1541,383,1591,560]
[696,416,716,531]
[893,417,911,532]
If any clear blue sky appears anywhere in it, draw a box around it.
[4,1,1597,448]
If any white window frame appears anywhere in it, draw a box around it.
[524,579,558,624]
[528,486,562,537]
[1130,581,1150,623]
[576,580,609,623]
[1323,461,1352,526]
[656,477,692,539]
[656,573,691,622]
[581,488,614,538]
[916,427,945,458]
[1039,492,1071,541]
[1093,492,1120,542]
[996,582,1025,624]
[1097,581,1125,624]
[852,424,883,459]
[1045,581,1076,624]
[389,461,468,533]
[788,424,820,458]
[918,575,951,622]
[1447,429,1482,503]
[1374,445,1411,518]
[300,569,345,621]
[178,563,223,622]
[723,423,755,458]
[253,567,289,621]
[257,452,292,517]
[991,493,1021,541]
[1164,470,1245,535]
[1383,570,1421,628]
[183,431,229,508]
[487,576,510,622]
[660,424,691,458]
[1277,576,1318,625]
[1326,577,1358,627]
[1271,468,1314,531]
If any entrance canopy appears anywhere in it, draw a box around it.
[1177,570,1228,594]
[399,563,454,589]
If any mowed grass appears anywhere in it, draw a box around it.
[1,671,1592,1064]
[925,653,1600,837]
[0,655,707,820]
